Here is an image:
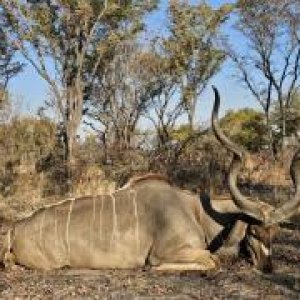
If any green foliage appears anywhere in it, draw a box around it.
[221,108,268,152]
[170,124,194,142]
[0,117,56,156]
[1,0,158,162]
[165,1,232,75]
[163,1,232,128]
[0,8,23,91]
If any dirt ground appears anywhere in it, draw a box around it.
[0,228,298,299]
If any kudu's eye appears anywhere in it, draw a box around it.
[248,228,260,240]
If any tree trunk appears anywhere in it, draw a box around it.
[187,93,197,131]
[65,83,83,166]
[281,106,287,143]
[278,95,287,153]
[264,108,275,160]
[65,125,75,164]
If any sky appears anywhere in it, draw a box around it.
[8,0,260,127]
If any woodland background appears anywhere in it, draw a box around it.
[0,0,299,218]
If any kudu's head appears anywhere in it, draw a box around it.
[212,86,300,273]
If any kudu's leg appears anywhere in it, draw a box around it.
[151,248,220,272]
[1,229,16,269]
[3,252,16,269]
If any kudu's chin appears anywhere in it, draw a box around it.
[248,246,273,273]
[250,249,273,273]
[240,240,274,273]
[255,259,273,274]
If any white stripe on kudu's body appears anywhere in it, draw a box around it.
[90,197,96,252]
[39,209,45,250]
[54,207,58,251]
[129,189,140,254]
[99,194,104,242]
[109,193,118,247]
[65,199,74,263]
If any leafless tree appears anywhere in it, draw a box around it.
[87,42,158,150]
[226,0,300,153]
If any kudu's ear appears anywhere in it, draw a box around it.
[269,225,279,240]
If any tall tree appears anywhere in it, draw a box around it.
[1,0,157,163]
[87,42,159,150]
[143,50,184,148]
[227,0,300,152]
[165,0,232,129]
[271,89,300,140]
[0,7,23,105]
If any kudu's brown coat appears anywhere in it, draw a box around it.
[3,180,219,270]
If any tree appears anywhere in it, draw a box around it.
[220,108,268,152]
[1,0,157,163]
[0,116,56,159]
[227,0,300,153]
[141,45,184,148]
[271,89,300,139]
[0,7,23,105]
[87,42,161,150]
[165,0,232,129]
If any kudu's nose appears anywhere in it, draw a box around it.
[259,259,273,274]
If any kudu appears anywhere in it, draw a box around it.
[0,87,299,273]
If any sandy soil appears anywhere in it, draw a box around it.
[0,228,299,299]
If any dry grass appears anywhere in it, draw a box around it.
[0,228,299,299]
